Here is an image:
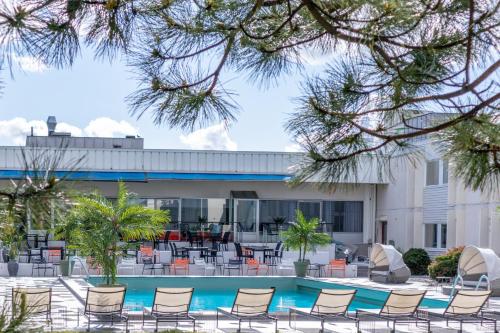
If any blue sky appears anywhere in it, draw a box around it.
[0,48,323,151]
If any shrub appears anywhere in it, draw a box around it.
[428,246,464,279]
[403,248,431,275]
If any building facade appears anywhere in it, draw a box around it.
[0,116,498,254]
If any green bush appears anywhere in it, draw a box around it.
[403,248,431,275]
[428,246,464,279]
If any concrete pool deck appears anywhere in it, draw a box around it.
[1,276,499,332]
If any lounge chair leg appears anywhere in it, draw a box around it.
[238,319,241,333]
[155,319,158,332]
[275,318,278,333]
[320,319,324,333]
[216,310,219,328]
[193,319,196,332]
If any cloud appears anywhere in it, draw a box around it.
[84,117,138,137]
[0,118,47,145]
[180,123,237,151]
[13,56,48,73]
[0,117,138,145]
[284,143,304,152]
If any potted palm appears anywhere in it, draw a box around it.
[58,182,169,285]
[282,210,331,277]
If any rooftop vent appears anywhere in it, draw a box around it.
[47,116,57,135]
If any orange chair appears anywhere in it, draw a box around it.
[246,258,268,276]
[47,249,62,264]
[327,259,347,277]
[171,258,190,275]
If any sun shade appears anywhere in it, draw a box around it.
[458,246,500,281]
[370,244,407,271]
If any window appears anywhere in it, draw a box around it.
[298,201,321,220]
[181,198,207,222]
[424,223,447,248]
[259,200,297,223]
[322,201,363,232]
[157,199,180,223]
[206,199,230,223]
[442,160,448,184]
[426,160,440,186]
[235,200,257,232]
[426,159,449,186]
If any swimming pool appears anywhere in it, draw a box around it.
[87,276,448,312]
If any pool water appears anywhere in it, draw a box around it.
[87,276,448,312]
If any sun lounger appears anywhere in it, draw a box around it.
[356,290,428,332]
[289,289,357,332]
[217,288,277,332]
[12,287,52,329]
[419,290,495,333]
[81,286,128,332]
[143,288,196,332]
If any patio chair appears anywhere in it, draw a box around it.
[223,259,243,276]
[420,290,495,333]
[263,242,283,264]
[220,231,231,251]
[234,243,253,261]
[216,288,278,333]
[143,288,196,332]
[12,287,52,329]
[327,259,347,277]
[289,289,357,333]
[81,286,129,332]
[194,258,216,275]
[169,242,189,262]
[171,258,190,275]
[356,290,429,333]
[31,257,56,277]
[246,258,268,276]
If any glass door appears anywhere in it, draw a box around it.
[234,199,258,242]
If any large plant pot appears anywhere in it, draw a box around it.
[7,260,19,277]
[60,259,75,276]
[294,260,309,277]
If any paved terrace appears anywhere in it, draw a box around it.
[1,276,499,332]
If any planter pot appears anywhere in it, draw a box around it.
[294,260,310,277]
[7,260,19,277]
[59,259,76,276]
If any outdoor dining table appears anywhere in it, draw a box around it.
[243,245,273,263]
[181,246,209,263]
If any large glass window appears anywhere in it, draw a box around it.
[298,201,321,220]
[236,200,257,232]
[181,198,207,222]
[259,200,297,223]
[206,199,230,223]
[424,223,447,248]
[322,201,363,232]
[157,199,180,223]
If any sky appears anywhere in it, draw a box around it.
[0,48,327,152]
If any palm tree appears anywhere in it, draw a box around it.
[60,182,169,285]
[282,210,331,276]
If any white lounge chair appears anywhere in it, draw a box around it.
[289,289,357,332]
[12,287,52,330]
[420,290,495,333]
[356,290,428,332]
[369,244,410,283]
[217,288,277,332]
[143,288,196,332]
[81,286,128,332]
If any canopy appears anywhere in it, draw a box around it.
[458,246,500,281]
[370,244,407,272]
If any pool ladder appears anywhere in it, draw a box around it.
[449,274,490,304]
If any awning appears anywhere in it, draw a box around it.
[230,191,259,199]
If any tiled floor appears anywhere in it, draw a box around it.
[1,276,499,332]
